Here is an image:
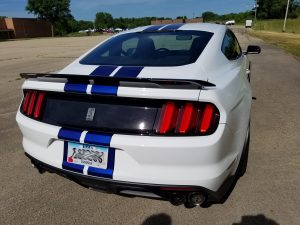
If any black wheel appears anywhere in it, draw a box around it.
[238,124,250,177]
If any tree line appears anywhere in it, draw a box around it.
[25,0,300,36]
[25,0,172,36]
[202,0,300,23]
[94,12,172,30]
[257,0,300,19]
[202,11,255,24]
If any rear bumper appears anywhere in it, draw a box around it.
[26,153,235,203]
[17,111,244,201]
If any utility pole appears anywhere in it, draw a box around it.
[283,0,291,32]
[254,0,258,26]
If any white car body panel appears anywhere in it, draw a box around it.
[16,23,254,204]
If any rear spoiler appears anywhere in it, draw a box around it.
[20,73,216,90]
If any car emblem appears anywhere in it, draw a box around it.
[86,108,96,121]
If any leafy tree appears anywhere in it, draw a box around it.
[26,0,72,36]
[95,12,114,29]
[94,14,171,29]
[176,16,187,19]
[76,20,94,30]
[257,0,300,19]
[202,11,254,23]
[114,17,127,29]
[54,14,74,36]
[202,11,219,22]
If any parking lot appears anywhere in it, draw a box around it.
[0,29,299,225]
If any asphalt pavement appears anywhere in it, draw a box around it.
[0,29,299,225]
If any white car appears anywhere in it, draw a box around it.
[225,20,236,26]
[16,23,261,208]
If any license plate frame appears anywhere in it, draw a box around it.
[65,142,109,170]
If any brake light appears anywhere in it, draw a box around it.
[176,103,197,134]
[21,92,31,113]
[21,90,46,119]
[27,91,37,116]
[33,92,46,119]
[156,102,179,134]
[156,102,219,135]
[199,104,214,133]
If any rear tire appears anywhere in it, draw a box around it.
[238,124,250,177]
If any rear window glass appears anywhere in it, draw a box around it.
[80,31,213,67]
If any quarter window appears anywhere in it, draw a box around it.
[221,30,242,60]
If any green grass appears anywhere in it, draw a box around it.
[254,18,300,34]
[249,30,300,59]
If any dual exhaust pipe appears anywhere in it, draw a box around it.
[170,192,206,208]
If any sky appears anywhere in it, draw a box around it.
[0,0,255,21]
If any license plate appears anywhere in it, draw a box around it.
[66,142,108,169]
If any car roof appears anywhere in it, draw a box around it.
[124,23,226,34]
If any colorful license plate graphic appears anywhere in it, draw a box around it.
[66,142,108,170]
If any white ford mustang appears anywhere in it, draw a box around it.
[16,23,261,208]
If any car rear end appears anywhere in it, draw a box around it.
[16,73,240,206]
[16,25,248,207]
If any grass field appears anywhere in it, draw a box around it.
[249,30,300,59]
[254,18,300,34]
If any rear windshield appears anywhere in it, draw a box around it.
[80,31,213,67]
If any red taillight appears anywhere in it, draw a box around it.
[33,92,46,119]
[155,102,219,135]
[21,92,31,113]
[21,90,46,119]
[156,102,179,134]
[199,104,215,133]
[176,103,197,134]
[27,91,37,116]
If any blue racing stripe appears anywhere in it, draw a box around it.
[62,162,84,173]
[84,132,112,146]
[143,24,166,32]
[88,148,115,179]
[64,83,87,93]
[114,66,144,78]
[58,128,82,142]
[161,23,184,31]
[90,65,118,76]
[91,85,118,96]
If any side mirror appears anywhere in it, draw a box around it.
[246,45,261,54]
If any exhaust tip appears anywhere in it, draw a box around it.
[170,193,186,206]
[188,192,206,206]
